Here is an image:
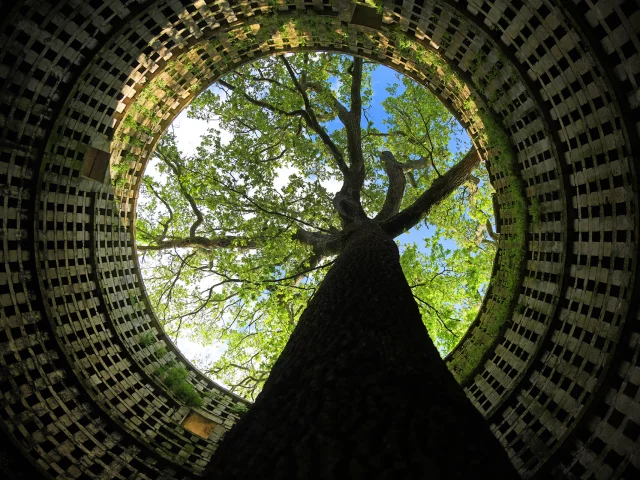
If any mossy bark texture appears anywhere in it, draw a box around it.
[207,221,519,479]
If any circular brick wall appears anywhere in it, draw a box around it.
[0,1,638,479]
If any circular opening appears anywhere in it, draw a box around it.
[108,14,531,402]
[5,1,638,477]
[4,1,635,476]
[134,52,498,399]
[106,12,532,407]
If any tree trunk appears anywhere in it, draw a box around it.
[206,221,518,479]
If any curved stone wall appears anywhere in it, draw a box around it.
[0,1,638,479]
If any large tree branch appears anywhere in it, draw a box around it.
[381,147,481,238]
[218,79,307,120]
[279,56,349,176]
[364,130,435,175]
[137,235,258,252]
[301,81,350,121]
[289,228,344,287]
[349,56,363,117]
[374,144,445,222]
[141,178,174,241]
[292,228,342,266]
[155,147,205,238]
[234,70,297,94]
[343,56,365,184]
[292,228,335,249]
[281,55,366,224]
[374,151,406,221]
[332,57,368,224]
[399,155,433,174]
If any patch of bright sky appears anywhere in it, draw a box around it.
[173,334,234,390]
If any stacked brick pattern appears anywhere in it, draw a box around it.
[0,1,638,479]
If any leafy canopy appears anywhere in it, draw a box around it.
[136,53,496,399]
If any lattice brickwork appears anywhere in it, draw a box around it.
[0,1,639,479]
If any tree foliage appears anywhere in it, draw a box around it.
[136,53,496,399]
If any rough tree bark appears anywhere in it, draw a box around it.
[206,221,518,479]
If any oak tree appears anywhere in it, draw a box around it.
[136,53,496,399]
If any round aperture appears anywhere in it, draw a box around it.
[132,52,508,399]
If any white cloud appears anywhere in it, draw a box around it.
[176,335,227,363]
[273,163,300,192]
[171,85,233,155]
[142,156,164,184]
[171,108,233,155]
[320,177,342,194]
